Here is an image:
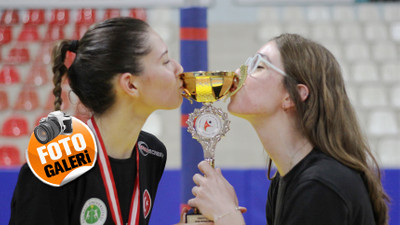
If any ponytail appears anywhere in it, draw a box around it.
[51,40,78,111]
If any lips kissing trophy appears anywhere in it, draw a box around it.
[180,65,247,223]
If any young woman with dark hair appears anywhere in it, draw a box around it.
[10,17,184,225]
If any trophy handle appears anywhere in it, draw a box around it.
[186,104,230,169]
[199,140,217,168]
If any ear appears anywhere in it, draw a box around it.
[297,84,309,102]
[119,73,139,96]
[282,92,295,111]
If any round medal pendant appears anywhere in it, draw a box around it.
[195,113,223,139]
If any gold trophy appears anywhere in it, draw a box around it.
[180,65,247,223]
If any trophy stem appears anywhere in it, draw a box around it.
[205,158,215,168]
[200,140,217,168]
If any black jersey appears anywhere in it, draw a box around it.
[9,131,167,225]
[266,149,376,225]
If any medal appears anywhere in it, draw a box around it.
[88,117,140,225]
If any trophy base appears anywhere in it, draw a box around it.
[184,208,212,223]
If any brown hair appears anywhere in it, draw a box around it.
[272,33,389,225]
[52,17,151,114]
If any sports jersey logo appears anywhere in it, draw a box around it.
[143,189,152,219]
[138,141,164,158]
[80,198,107,225]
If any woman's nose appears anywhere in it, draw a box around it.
[175,60,184,75]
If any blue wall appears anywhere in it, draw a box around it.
[1,168,399,225]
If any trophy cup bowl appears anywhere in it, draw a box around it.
[180,71,238,103]
[179,65,247,223]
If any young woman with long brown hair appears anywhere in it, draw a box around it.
[187,33,389,225]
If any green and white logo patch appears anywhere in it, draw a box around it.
[80,198,107,225]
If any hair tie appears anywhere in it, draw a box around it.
[68,40,79,53]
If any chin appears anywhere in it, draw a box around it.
[228,99,251,119]
[168,98,183,109]
[227,101,241,115]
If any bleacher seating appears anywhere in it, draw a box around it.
[0,145,20,166]
[1,115,29,137]
[232,3,400,170]
[0,90,9,111]
[0,65,20,84]
[0,8,148,167]
[0,4,398,171]
[13,87,40,111]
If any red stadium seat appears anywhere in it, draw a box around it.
[0,65,20,84]
[6,46,30,64]
[1,116,29,137]
[0,9,19,25]
[75,9,96,25]
[49,9,70,26]
[13,87,40,111]
[103,9,121,20]
[34,43,53,65]
[0,26,12,45]
[0,90,9,110]
[71,23,91,40]
[43,24,65,42]
[22,9,45,26]
[0,145,20,167]
[34,112,49,127]
[17,25,41,42]
[25,64,48,86]
[129,9,147,21]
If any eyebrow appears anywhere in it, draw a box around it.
[159,50,168,60]
[256,52,289,77]
[258,53,272,63]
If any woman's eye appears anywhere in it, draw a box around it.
[163,60,170,65]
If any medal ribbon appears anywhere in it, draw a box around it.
[88,117,140,225]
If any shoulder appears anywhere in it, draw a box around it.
[300,151,362,188]
[16,163,50,187]
[137,130,167,160]
[13,163,74,200]
[295,151,370,208]
[139,131,166,150]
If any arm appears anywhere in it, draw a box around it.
[187,161,246,225]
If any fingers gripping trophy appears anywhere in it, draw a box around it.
[180,65,248,223]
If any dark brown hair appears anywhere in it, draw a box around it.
[52,17,151,115]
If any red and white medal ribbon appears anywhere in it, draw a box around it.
[88,117,140,225]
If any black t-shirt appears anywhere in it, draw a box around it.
[9,131,167,225]
[266,149,376,225]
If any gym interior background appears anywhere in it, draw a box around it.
[0,0,399,224]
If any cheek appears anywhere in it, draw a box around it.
[228,81,263,114]
[145,69,174,88]
[228,77,281,115]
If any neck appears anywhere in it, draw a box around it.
[248,113,313,177]
[93,105,150,159]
